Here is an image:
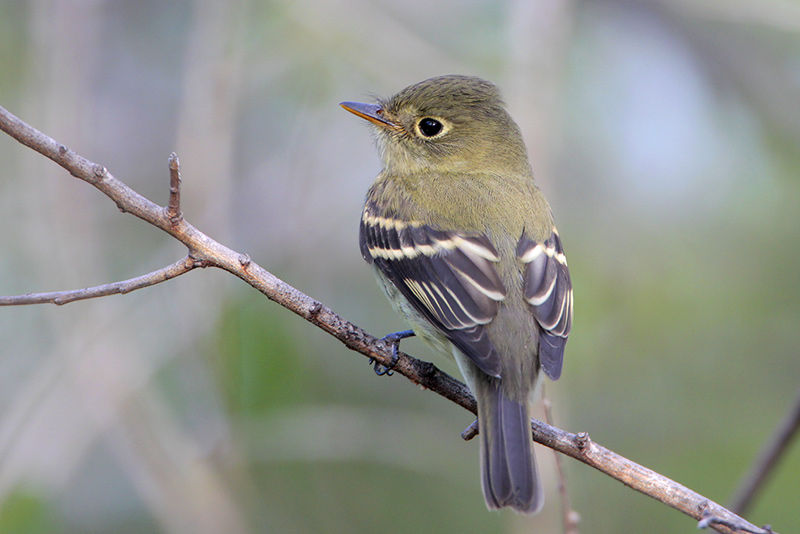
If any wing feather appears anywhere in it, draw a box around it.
[361,207,507,377]
[517,232,573,380]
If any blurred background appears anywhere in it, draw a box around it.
[0,0,799,532]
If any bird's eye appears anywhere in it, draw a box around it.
[418,118,443,137]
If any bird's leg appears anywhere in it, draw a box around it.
[371,329,415,376]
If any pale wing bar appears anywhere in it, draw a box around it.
[361,210,507,377]
[517,232,573,380]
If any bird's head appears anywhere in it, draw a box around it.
[342,75,531,177]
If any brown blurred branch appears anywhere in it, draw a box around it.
[544,397,581,534]
[0,104,778,534]
[729,388,800,516]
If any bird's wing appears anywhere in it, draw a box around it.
[516,231,573,380]
[360,208,507,377]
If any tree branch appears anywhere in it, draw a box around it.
[729,387,800,516]
[0,257,197,306]
[0,103,778,534]
[537,427,774,534]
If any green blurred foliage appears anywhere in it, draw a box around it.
[0,491,51,534]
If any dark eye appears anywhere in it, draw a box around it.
[418,118,443,137]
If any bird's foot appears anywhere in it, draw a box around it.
[371,329,415,376]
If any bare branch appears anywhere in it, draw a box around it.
[530,424,774,534]
[729,388,800,515]
[0,257,196,306]
[0,103,780,534]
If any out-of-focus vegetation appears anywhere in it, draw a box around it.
[0,0,798,532]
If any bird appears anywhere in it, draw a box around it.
[341,74,572,514]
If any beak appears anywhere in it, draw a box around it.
[340,101,396,129]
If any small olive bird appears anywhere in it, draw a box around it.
[341,75,572,514]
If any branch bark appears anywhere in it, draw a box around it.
[0,257,196,306]
[0,103,778,534]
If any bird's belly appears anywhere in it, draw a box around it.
[372,266,455,360]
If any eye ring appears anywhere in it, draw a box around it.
[417,117,444,138]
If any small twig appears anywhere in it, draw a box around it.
[544,397,580,534]
[729,388,800,515]
[460,419,479,441]
[167,152,182,225]
[0,257,197,306]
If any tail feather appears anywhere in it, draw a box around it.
[479,382,543,514]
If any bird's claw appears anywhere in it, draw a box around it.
[370,329,415,376]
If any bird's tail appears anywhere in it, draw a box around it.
[476,379,543,514]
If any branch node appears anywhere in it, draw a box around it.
[118,282,135,295]
[308,300,323,318]
[93,164,107,181]
[238,253,251,267]
[342,323,356,341]
[188,251,205,267]
[576,431,591,451]
[58,144,68,155]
